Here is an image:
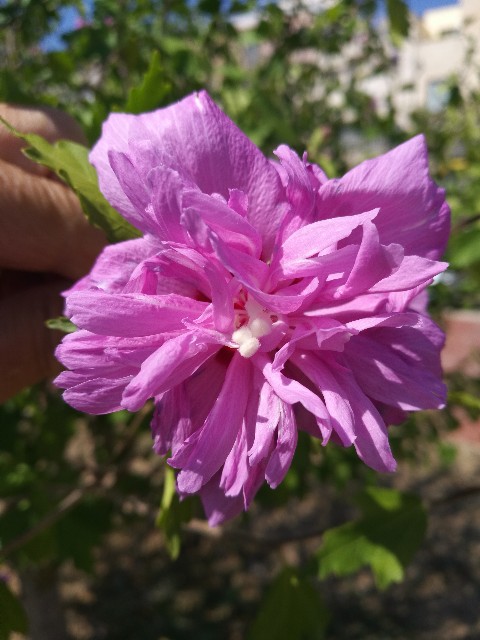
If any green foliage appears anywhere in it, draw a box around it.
[126,50,172,114]
[0,581,29,640]
[386,0,410,46]
[0,386,151,572]
[0,117,140,243]
[156,466,193,560]
[0,0,403,162]
[449,390,480,418]
[317,487,427,589]
[448,227,480,270]
[1,0,476,634]
[45,317,77,334]
[249,567,329,640]
[56,497,114,572]
[410,72,480,310]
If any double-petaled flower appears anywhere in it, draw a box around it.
[56,92,449,525]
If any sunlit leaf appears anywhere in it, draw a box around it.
[45,317,77,334]
[0,116,140,243]
[317,487,427,590]
[126,51,172,114]
[156,466,192,560]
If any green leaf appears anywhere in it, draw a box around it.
[56,497,114,572]
[125,51,172,114]
[0,581,29,640]
[249,567,329,640]
[198,0,221,14]
[0,116,140,243]
[448,228,480,269]
[156,466,192,560]
[386,0,410,46]
[449,390,480,411]
[317,487,427,590]
[45,316,77,334]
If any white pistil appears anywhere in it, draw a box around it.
[232,298,273,358]
[239,336,261,358]
[232,325,253,344]
[249,316,272,338]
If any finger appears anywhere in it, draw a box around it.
[0,272,68,403]
[0,158,106,279]
[0,103,87,177]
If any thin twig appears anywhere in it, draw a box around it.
[452,212,480,232]
[1,405,153,560]
[182,518,328,548]
[0,488,85,559]
[431,485,480,506]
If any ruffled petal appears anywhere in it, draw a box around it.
[89,112,144,231]
[151,386,193,457]
[66,291,207,336]
[122,331,223,411]
[248,380,281,465]
[265,401,297,488]
[255,353,330,428]
[345,320,446,411]
[92,91,287,254]
[57,373,131,415]
[326,359,397,473]
[174,354,252,494]
[290,352,356,447]
[273,209,379,282]
[316,135,450,260]
[182,190,262,257]
[199,472,245,527]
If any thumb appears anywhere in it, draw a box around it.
[0,158,105,280]
[0,272,68,403]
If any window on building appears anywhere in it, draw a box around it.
[426,80,451,112]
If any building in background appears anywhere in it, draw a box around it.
[366,0,480,128]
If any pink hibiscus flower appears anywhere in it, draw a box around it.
[56,91,450,525]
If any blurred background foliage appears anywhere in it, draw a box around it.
[1,1,480,638]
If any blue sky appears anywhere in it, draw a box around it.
[41,0,459,51]
[409,0,457,13]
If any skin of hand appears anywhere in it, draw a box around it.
[0,104,106,403]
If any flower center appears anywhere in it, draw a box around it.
[232,297,273,358]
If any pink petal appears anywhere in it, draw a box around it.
[89,112,143,231]
[326,359,397,473]
[151,386,193,456]
[59,374,131,415]
[345,322,446,411]
[370,255,448,293]
[275,209,379,276]
[175,354,252,493]
[255,353,330,426]
[107,151,157,234]
[333,222,402,299]
[291,352,356,447]
[220,423,249,497]
[108,91,287,255]
[248,381,281,465]
[122,331,222,411]
[316,135,450,260]
[265,401,297,488]
[182,190,262,257]
[66,291,207,336]
[199,472,245,527]
[273,145,316,242]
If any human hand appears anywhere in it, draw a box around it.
[0,104,106,402]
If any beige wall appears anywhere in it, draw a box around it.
[361,0,480,128]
